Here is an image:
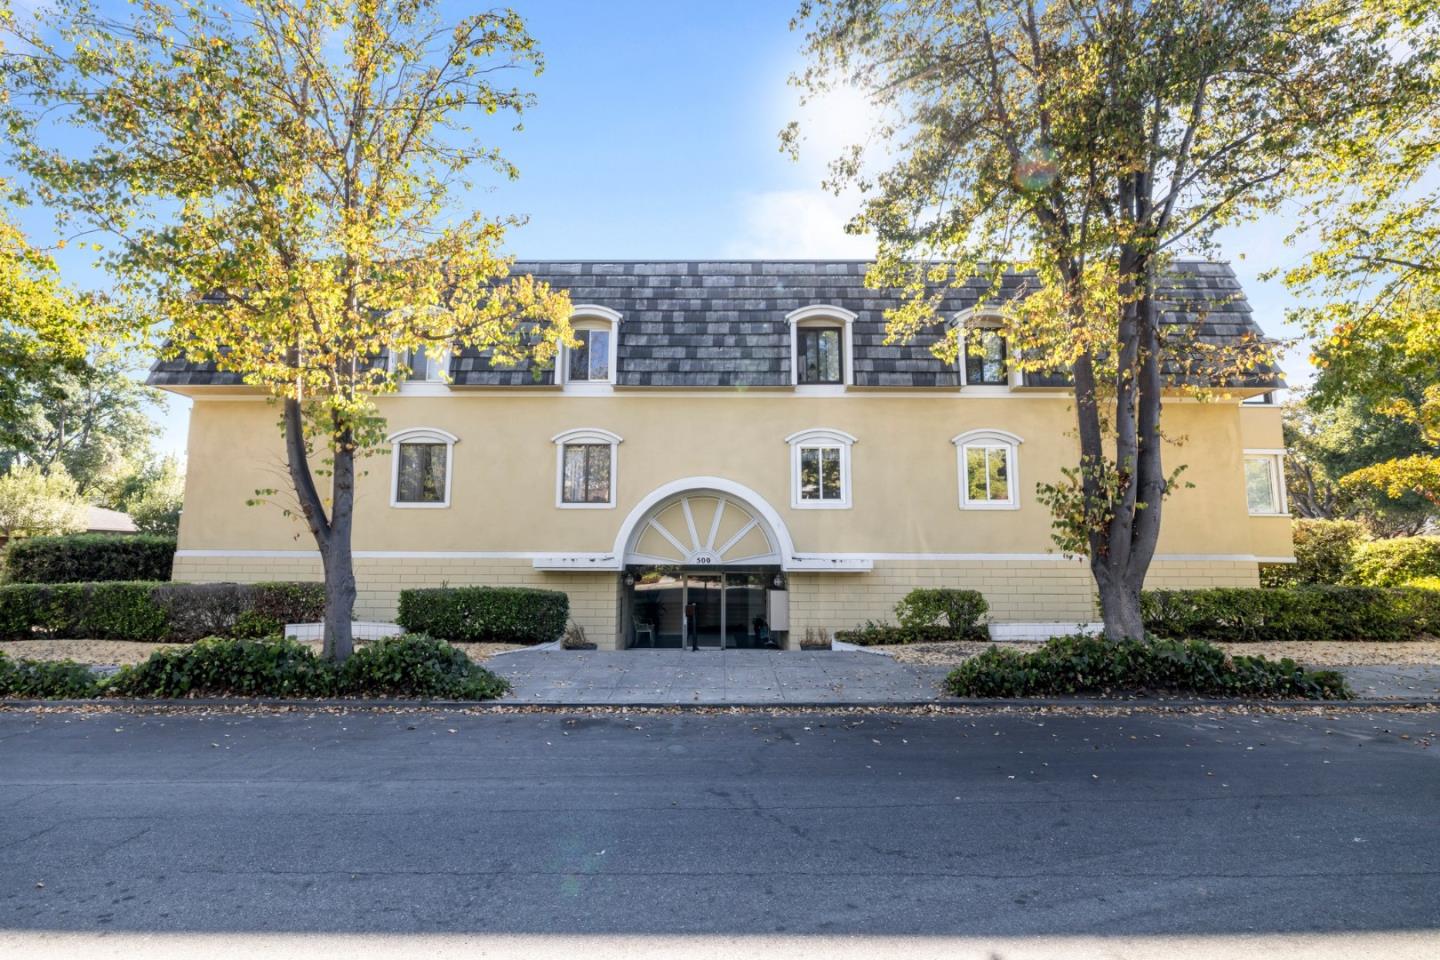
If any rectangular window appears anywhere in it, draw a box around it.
[397,347,445,382]
[963,444,1012,505]
[964,329,1008,385]
[797,327,843,384]
[562,443,612,504]
[1245,455,1283,514]
[799,445,843,502]
[395,442,448,503]
[568,329,611,382]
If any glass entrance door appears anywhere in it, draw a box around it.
[685,574,723,650]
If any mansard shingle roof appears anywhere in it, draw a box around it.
[146,259,1281,390]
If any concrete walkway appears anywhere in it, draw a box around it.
[486,647,1440,705]
[488,647,952,704]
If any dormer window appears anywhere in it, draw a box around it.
[390,346,447,383]
[568,329,611,382]
[964,328,1008,386]
[560,305,622,391]
[954,308,1012,388]
[787,305,857,390]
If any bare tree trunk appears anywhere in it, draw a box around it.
[323,439,357,662]
[281,397,356,661]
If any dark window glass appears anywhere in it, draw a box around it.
[396,442,447,503]
[964,329,1008,385]
[797,327,843,384]
[568,329,611,382]
[799,445,843,501]
[562,443,612,503]
[398,347,443,382]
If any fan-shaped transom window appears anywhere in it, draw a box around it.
[952,429,1022,510]
[627,494,780,566]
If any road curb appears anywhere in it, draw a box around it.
[3,695,1439,711]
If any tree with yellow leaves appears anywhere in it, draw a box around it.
[1,0,572,659]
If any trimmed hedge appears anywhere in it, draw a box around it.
[396,586,568,644]
[4,534,176,584]
[1350,536,1440,588]
[838,588,989,646]
[1141,585,1440,643]
[0,580,324,641]
[945,634,1350,700]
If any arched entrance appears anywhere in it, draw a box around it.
[617,480,791,650]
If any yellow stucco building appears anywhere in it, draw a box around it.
[150,260,1293,649]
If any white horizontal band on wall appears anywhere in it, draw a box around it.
[174,549,1279,563]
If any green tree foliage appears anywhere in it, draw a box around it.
[2,0,573,659]
[1283,0,1440,516]
[119,456,184,535]
[1283,389,1437,535]
[788,0,1389,638]
[0,353,161,500]
[0,463,86,540]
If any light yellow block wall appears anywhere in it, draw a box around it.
[174,554,1258,650]
[1239,403,1296,561]
[177,393,1263,557]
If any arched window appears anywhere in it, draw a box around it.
[560,305,622,391]
[787,305,856,389]
[954,308,1011,388]
[951,429,1022,510]
[553,428,623,508]
[785,428,857,509]
[388,428,458,508]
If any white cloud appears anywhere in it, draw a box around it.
[724,188,875,260]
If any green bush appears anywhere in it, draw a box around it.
[1262,519,1366,587]
[894,588,989,635]
[0,651,100,699]
[1350,536,1440,588]
[1141,585,1437,643]
[396,586,568,644]
[337,634,509,699]
[105,637,340,698]
[838,588,989,645]
[0,580,323,641]
[945,634,1349,700]
[1406,576,1440,591]
[97,634,508,700]
[4,534,175,584]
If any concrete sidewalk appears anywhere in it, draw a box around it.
[487,647,952,705]
[486,646,1440,706]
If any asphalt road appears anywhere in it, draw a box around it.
[1,707,1438,951]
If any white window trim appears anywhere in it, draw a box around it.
[785,428,857,510]
[388,427,458,509]
[559,305,622,394]
[952,429,1023,510]
[788,305,856,392]
[388,344,452,395]
[553,427,623,509]
[1243,448,1290,516]
[953,308,1018,392]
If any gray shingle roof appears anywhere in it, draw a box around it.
[145,260,1281,389]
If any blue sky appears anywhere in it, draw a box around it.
[9,0,1319,462]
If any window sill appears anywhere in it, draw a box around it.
[390,500,451,509]
[557,500,616,510]
[395,383,451,397]
[791,499,852,510]
[959,501,1020,511]
[792,384,847,396]
[1248,511,1291,518]
[561,382,616,395]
